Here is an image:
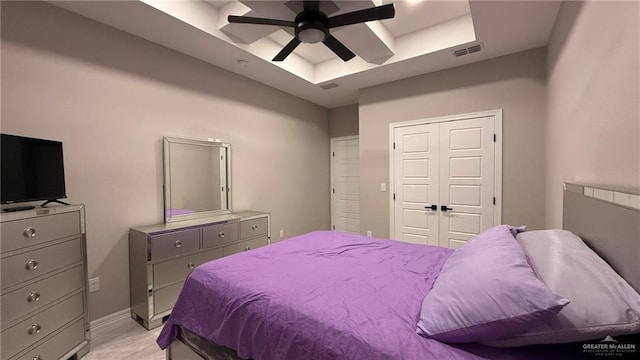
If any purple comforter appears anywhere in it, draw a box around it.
[157,231,577,359]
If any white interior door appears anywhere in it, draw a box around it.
[331,136,360,233]
[390,111,501,248]
[438,117,495,249]
[392,124,440,245]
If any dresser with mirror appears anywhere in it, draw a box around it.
[129,137,270,330]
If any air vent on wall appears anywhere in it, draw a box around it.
[320,82,339,90]
[453,44,483,57]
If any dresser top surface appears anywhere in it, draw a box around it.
[0,204,85,222]
[131,210,269,234]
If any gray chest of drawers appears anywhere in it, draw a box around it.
[0,205,90,360]
[129,211,270,330]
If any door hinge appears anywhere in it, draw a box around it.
[493,197,496,205]
[393,193,396,200]
[332,188,335,194]
[393,142,396,150]
[332,225,335,230]
[493,134,496,142]
[332,151,335,157]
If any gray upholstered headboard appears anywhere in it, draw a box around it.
[563,183,640,293]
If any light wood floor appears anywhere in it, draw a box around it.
[83,317,165,360]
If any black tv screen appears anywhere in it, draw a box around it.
[1,134,67,204]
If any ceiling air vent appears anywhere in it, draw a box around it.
[453,48,468,57]
[453,44,483,57]
[320,83,339,90]
[467,44,482,54]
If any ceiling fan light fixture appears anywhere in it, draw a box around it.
[298,27,326,43]
[295,14,329,44]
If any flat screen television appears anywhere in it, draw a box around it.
[1,133,67,205]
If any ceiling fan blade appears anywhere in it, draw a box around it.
[328,3,395,28]
[273,38,302,61]
[303,0,320,13]
[228,15,295,28]
[322,35,356,62]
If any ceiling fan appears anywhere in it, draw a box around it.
[228,1,395,62]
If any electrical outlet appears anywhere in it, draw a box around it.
[366,230,372,237]
[89,277,100,293]
[279,230,284,238]
[380,183,387,192]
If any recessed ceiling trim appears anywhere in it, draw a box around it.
[49,0,561,108]
[314,14,476,84]
[218,3,279,44]
[141,0,222,37]
[140,0,474,85]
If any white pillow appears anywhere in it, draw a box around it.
[483,229,640,347]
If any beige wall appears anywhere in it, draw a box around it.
[329,104,359,137]
[545,1,640,227]
[359,48,547,238]
[1,1,330,321]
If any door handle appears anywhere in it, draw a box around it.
[425,204,437,211]
[441,205,453,212]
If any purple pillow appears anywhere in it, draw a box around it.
[416,225,569,343]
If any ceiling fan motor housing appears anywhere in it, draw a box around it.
[295,11,329,44]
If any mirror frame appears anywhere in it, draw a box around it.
[163,136,232,223]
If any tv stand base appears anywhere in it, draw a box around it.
[41,199,70,207]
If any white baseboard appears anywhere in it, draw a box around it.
[90,308,131,336]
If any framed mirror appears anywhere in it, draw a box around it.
[163,137,231,223]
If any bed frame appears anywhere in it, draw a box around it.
[165,182,640,359]
[563,183,640,293]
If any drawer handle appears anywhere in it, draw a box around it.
[23,227,37,238]
[25,259,39,271]
[218,231,225,238]
[27,291,41,303]
[187,261,195,270]
[33,356,42,360]
[251,225,258,231]
[244,246,251,251]
[28,324,42,335]
[174,240,183,248]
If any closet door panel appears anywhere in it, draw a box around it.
[392,124,439,245]
[438,116,495,248]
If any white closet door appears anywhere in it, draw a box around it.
[390,112,500,248]
[392,124,440,245]
[331,137,360,233]
[438,117,495,248]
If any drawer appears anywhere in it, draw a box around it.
[202,222,238,248]
[239,217,268,239]
[153,248,222,287]
[222,236,269,257]
[148,228,200,261]
[154,282,183,315]
[1,212,80,254]
[14,318,85,360]
[1,292,84,360]
[2,266,83,328]
[1,238,82,290]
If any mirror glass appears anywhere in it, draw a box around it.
[163,137,231,223]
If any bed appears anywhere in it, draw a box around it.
[157,183,640,359]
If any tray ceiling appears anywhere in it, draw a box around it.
[49,0,561,108]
